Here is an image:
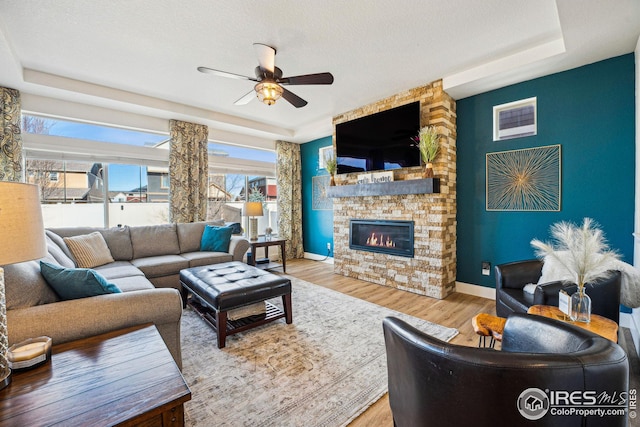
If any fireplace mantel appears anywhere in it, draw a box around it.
[327,178,439,198]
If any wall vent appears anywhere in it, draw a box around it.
[493,97,537,141]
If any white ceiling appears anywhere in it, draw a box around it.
[0,0,638,149]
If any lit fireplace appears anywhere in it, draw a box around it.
[349,219,414,257]
[366,233,396,248]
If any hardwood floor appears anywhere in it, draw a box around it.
[285,258,497,427]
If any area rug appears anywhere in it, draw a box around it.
[181,276,458,427]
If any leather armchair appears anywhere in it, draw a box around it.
[495,259,621,323]
[383,314,628,427]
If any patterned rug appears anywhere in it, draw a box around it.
[181,276,458,427]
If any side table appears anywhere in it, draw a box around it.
[527,305,618,342]
[249,236,287,273]
[0,324,191,426]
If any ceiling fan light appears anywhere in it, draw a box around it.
[255,81,283,106]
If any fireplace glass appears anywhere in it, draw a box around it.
[349,219,414,258]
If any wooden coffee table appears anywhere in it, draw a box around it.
[0,324,191,426]
[527,305,618,342]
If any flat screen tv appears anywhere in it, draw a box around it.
[336,101,420,174]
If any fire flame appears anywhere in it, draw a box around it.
[366,232,396,248]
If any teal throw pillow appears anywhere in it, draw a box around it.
[200,225,233,252]
[40,261,122,300]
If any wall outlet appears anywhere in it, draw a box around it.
[481,261,491,276]
[327,242,331,251]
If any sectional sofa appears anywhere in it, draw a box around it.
[4,221,250,368]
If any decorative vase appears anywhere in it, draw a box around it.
[423,162,434,178]
[570,288,591,323]
[330,175,336,186]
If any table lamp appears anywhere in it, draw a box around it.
[244,202,263,241]
[0,182,47,389]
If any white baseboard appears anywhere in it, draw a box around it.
[455,281,496,300]
[303,252,334,264]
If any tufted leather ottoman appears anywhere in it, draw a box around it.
[180,261,292,348]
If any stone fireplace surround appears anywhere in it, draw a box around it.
[331,80,456,299]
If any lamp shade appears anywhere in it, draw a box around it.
[0,182,47,265]
[244,201,264,217]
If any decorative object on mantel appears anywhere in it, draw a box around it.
[0,182,47,389]
[531,218,620,323]
[357,171,393,185]
[323,149,337,186]
[413,125,440,178]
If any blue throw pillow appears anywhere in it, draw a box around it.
[200,225,233,252]
[40,261,122,300]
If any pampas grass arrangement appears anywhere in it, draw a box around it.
[530,217,620,291]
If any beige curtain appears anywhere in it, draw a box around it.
[169,119,208,223]
[0,87,23,182]
[276,140,304,259]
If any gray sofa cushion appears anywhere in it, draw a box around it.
[45,230,76,266]
[130,224,180,259]
[93,261,146,280]
[48,226,134,261]
[180,251,233,268]
[131,255,189,278]
[44,231,76,268]
[99,226,133,260]
[177,222,207,253]
[108,275,156,292]
[177,220,225,253]
[4,259,60,309]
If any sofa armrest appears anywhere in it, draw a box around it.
[7,288,183,368]
[229,235,250,262]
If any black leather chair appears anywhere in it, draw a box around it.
[383,314,628,427]
[495,259,621,323]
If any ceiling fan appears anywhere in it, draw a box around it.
[197,43,334,108]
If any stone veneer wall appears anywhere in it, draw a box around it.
[332,80,456,299]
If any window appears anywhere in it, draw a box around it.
[21,113,277,229]
[22,114,167,147]
[26,159,106,227]
[493,97,537,141]
[108,164,170,227]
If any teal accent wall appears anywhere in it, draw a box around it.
[457,53,636,288]
[300,136,334,256]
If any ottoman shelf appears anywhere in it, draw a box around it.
[189,298,288,340]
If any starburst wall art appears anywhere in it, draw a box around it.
[486,144,561,211]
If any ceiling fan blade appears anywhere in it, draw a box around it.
[234,90,256,105]
[253,43,276,74]
[197,66,257,81]
[279,72,334,85]
[281,87,308,108]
